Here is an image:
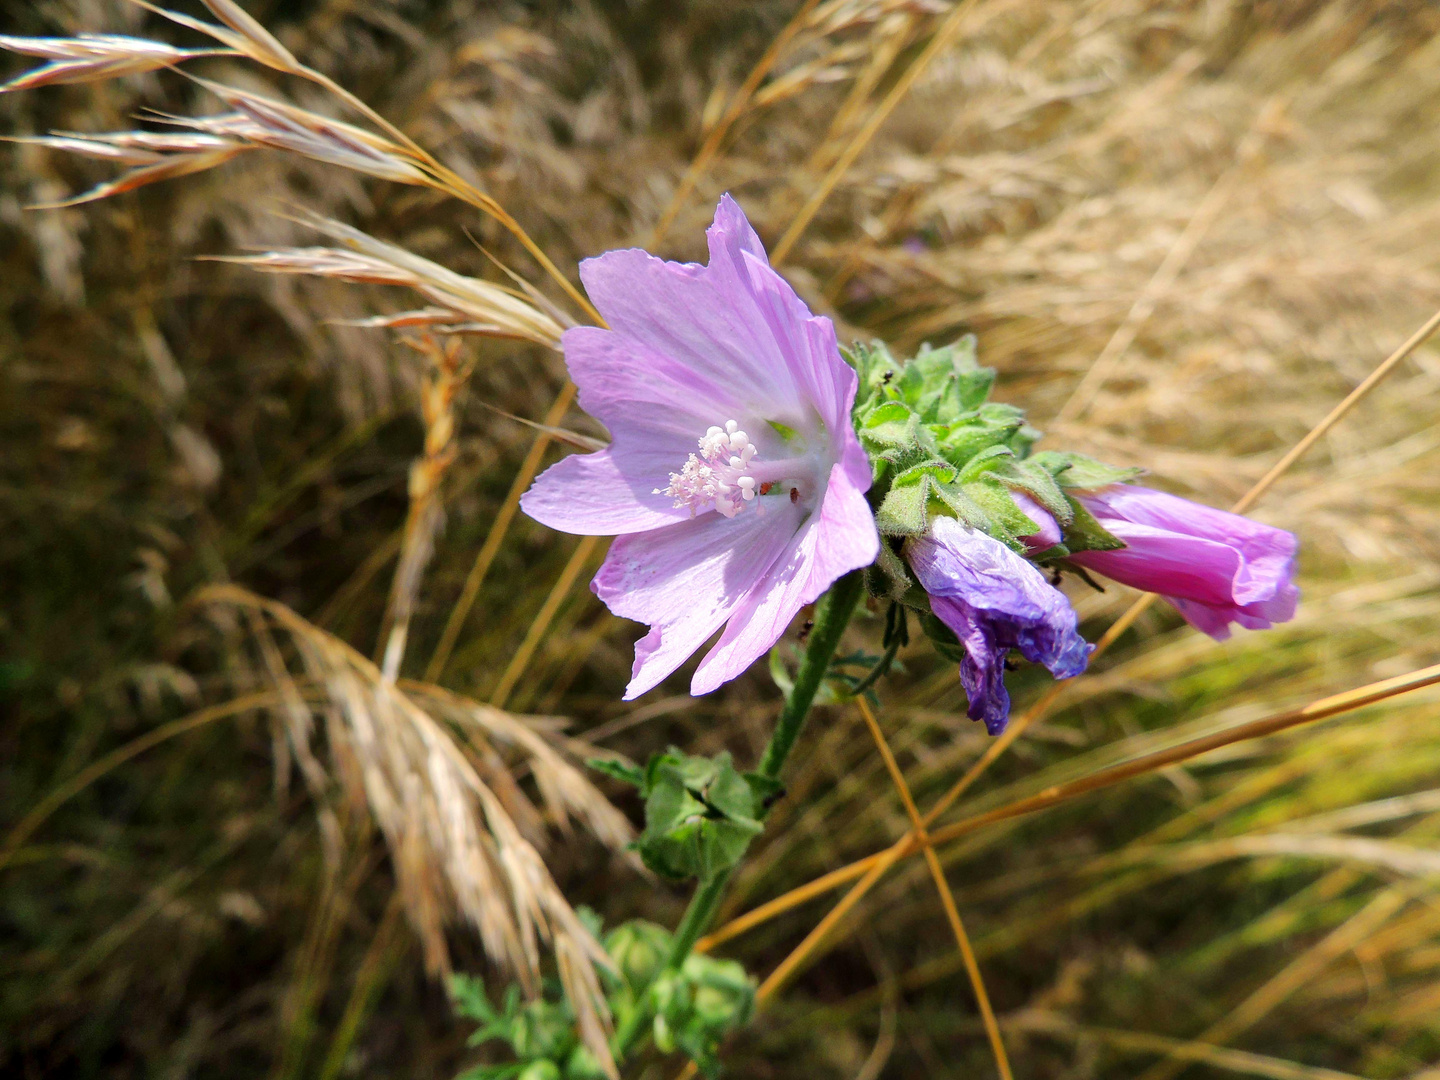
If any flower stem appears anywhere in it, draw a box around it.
[610,570,858,1059]
[756,569,866,781]
[612,571,865,1060]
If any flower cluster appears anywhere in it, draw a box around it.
[522,197,1299,731]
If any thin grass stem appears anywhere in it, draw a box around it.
[425,382,578,681]
[489,534,603,710]
[0,690,284,874]
[855,697,1013,1080]
[769,0,981,265]
[648,0,824,248]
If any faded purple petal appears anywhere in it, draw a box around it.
[1069,485,1299,641]
[522,196,878,698]
[908,516,1090,734]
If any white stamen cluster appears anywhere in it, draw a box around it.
[658,419,761,518]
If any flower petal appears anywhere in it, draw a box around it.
[522,449,688,535]
[1010,489,1063,551]
[576,196,810,422]
[930,595,1011,735]
[1070,485,1300,640]
[1070,521,1244,607]
[691,461,879,695]
[592,509,798,700]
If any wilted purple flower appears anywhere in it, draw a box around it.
[907,516,1091,734]
[521,196,878,699]
[1068,484,1299,640]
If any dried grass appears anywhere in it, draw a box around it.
[6,0,1440,1076]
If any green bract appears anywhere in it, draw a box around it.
[844,338,1134,595]
[593,749,770,882]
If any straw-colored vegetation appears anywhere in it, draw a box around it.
[4,0,1440,1076]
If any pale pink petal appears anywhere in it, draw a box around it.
[521,449,688,535]
[593,509,799,699]
[691,462,879,695]
[576,197,809,420]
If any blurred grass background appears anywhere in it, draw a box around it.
[5,0,1440,1077]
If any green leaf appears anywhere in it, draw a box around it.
[586,757,644,789]
[1031,450,1143,490]
[632,750,766,882]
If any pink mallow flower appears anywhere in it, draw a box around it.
[521,196,879,699]
[1061,485,1299,640]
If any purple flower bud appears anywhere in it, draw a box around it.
[1010,490,1062,553]
[1068,485,1299,640]
[907,517,1091,734]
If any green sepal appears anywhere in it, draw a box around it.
[1061,493,1128,553]
[992,458,1073,526]
[631,750,765,882]
[865,539,914,601]
[956,443,1013,482]
[741,771,785,812]
[896,336,994,421]
[604,920,673,990]
[934,403,1027,465]
[960,478,1036,547]
[1027,543,1071,563]
[1031,450,1143,491]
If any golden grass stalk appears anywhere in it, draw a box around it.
[490,534,604,710]
[195,583,626,1074]
[648,0,825,247]
[0,690,284,875]
[769,0,982,264]
[127,0,301,74]
[426,383,580,681]
[854,697,1013,1080]
[1135,886,1415,1080]
[1008,1012,1364,1080]
[1054,95,1291,423]
[182,79,433,185]
[377,337,471,682]
[218,214,564,347]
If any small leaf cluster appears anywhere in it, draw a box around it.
[591,750,777,882]
[844,338,1139,599]
[649,953,755,1077]
[453,919,755,1080]
[452,976,608,1080]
